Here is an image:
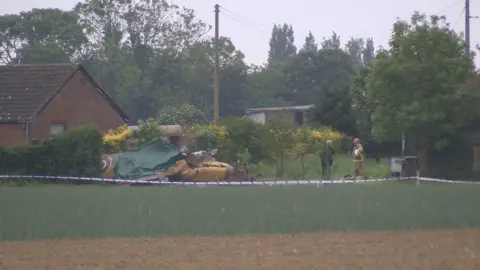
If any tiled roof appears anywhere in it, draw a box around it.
[0,64,75,122]
[0,64,128,122]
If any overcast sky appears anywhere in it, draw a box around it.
[3,0,479,66]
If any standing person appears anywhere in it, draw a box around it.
[352,138,364,179]
[321,140,334,180]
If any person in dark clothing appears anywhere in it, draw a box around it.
[321,140,334,180]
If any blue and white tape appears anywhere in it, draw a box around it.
[0,175,408,185]
[0,175,477,186]
[417,177,480,184]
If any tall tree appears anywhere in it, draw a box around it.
[350,67,373,138]
[0,8,88,64]
[280,50,319,105]
[344,37,376,71]
[281,47,356,134]
[365,12,478,172]
[74,0,210,121]
[321,31,341,50]
[347,38,376,137]
[362,38,375,66]
[244,64,288,108]
[300,31,318,53]
[267,23,297,65]
[345,37,364,72]
[311,49,356,134]
[181,36,249,117]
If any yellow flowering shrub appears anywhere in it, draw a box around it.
[187,124,227,139]
[104,124,131,143]
[310,128,344,143]
[288,127,345,155]
[103,124,131,153]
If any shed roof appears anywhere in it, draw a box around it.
[245,104,315,114]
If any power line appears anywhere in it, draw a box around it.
[453,7,465,28]
[218,1,467,42]
[219,6,270,31]
[220,11,269,35]
[436,0,463,16]
[350,0,464,39]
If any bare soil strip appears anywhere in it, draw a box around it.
[1,228,480,270]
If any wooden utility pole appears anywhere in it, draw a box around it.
[465,0,470,56]
[213,4,220,123]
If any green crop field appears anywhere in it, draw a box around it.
[0,181,479,241]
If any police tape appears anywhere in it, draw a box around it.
[0,175,477,185]
[0,175,408,185]
[417,177,480,184]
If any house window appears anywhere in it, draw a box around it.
[50,122,67,136]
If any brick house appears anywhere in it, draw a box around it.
[244,105,314,126]
[0,64,128,146]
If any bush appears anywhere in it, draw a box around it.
[187,117,271,165]
[219,117,271,164]
[186,117,346,176]
[0,125,104,177]
[157,103,207,125]
[103,124,131,153]
[187,123,227,151]
[131,118,164,145]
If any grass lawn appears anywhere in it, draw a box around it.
[249,154,390,179]
[1,181,479,241]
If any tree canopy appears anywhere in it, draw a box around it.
[366,13,478,149]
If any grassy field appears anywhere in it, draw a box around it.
[1,180,479,241]
[249,154,390,179]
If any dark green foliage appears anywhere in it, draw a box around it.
[218,117,271,164]
[300,31,318,53]
[0,8,87,64]
[131,118,164,146]
[281,48,357,135]
[366,13,476,145]
[427,134,476,180]
[0,125,103,177]
[268,23,297,65]
[157,103,207,125]
[321,31,341,50]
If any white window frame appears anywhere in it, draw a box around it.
[50,122,67,136]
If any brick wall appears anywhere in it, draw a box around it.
[0,123,26,146]
[29,70,126,141]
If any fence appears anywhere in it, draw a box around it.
[0,175,478,186]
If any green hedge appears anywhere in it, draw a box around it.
[0,125,103,177]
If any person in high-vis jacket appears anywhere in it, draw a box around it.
[352,138,364,179]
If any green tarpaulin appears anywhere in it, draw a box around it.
[110,139,181,179]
